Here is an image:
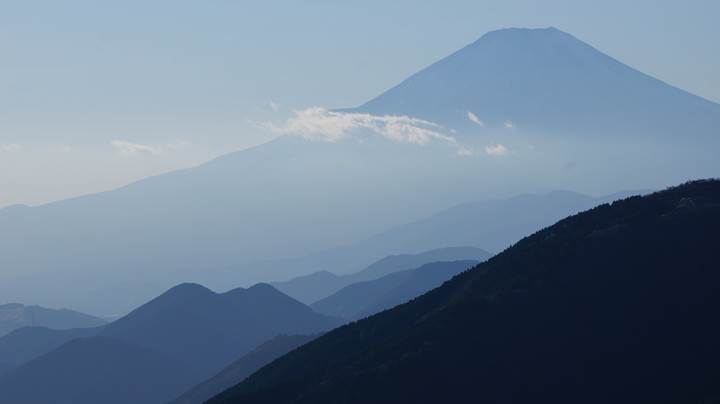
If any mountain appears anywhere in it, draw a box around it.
[209,180,720,404]
[267,190,634,279]
[0,337,197,404]
[1,28,718,315]
[312,260,478,320]
[0,362,12,378]
[169,334,316,404]
[0,326,96,367]
[0,303,106,337]
[273,247,491,304]
[0,283,340,404]
[351,27,720,139]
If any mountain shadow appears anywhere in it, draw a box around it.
[209,179,720,404]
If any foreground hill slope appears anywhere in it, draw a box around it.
[211,180,720,404]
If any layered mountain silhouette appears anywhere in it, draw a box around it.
[268,190,636,280]
[273,247,491,304]
[0,303,106,337]
[1,27,718,315]
[170,334,316,404]
[209,180,720,404]
[0,337,196,404]
[312,260,478,320]
[0,283,339,404]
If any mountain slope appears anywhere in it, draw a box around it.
[312,260,478,320]
[273,247,491,304]
[0,283,340,404]
[353,27,720,138]
[270,190,634,279]
[0,337,196,404]
[210,180,720,404]
[1,27,718,315]
[0,303,106,337]
[170,334,316,404]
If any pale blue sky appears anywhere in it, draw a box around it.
[0,0,718,206]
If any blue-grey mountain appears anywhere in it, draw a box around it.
[0,27,717,315]
[209,180,720,404]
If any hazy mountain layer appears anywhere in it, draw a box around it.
[0,283,340,404]
[210,180,720,404]
[312,260,478,320]
[0,303,106,337]
[1,27,718,315]
[273,247,491,304]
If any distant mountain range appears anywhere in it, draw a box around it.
[0,303,106,337]
[312,260,479,320]
[0,283,339,404]
[209,180,720,404]
[1,27,718,315]
[272,247,491,304]
[264,190,637,280]
[169,334,317,404]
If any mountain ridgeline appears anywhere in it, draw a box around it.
[311,260,480,320]
[210,180,720,404]
[0,283,340,404]
[272,246,491,304]
[1,27,718,315]
[0,303,106,337]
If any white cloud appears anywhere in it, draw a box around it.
[1,143,23,153]
[263,107,456,145]
[269,100,281,111]
[467,111,484,126]
[504,120,515,129]
[485,144,509,156]
[111,140,161,155]
[457,147,475,157]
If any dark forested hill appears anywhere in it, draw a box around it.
[210,180,720,404]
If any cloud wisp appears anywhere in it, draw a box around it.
[467,111,484,126]
[1,143,23,153]
[111,140,162,155]
[485,144,509,156]
[263,107,456,145]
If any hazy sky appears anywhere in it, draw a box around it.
[1,0,718,207]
